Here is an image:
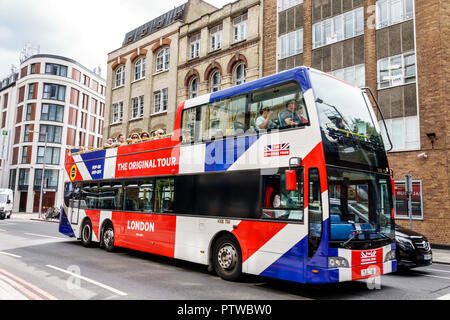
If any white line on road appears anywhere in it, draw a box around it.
[0,229,6,232]
[46,265,128,297]
[438,293,450,300]
[426,268,450,274]
[0,252,22,258]
[24,233,66,240]
[423,274,450,281]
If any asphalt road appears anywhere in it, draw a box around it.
[0,217,449,301]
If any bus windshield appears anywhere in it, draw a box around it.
[327,167,394,249]
[309,70,389,173]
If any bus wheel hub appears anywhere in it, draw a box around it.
[218,245,237,270]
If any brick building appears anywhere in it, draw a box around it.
[262,0,450,245]
[104,0,217,140]
[176,0,263,104]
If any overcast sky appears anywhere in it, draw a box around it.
[0,0,233,79]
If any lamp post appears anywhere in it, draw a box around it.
[27,129,47,219]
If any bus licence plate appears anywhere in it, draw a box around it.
[361,267,377,277]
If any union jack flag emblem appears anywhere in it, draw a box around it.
[264,143,290,157]
[361,250,377,258]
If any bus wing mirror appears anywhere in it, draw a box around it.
[285,170,297,191]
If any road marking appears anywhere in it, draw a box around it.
[0,269,57,300]
[423,274,450,281]
[427,268,450,274]
[438,293,450,300]
[0,252,22,258]
[24,233,66,240]
[0,278,28,300]
[0,229,6,232]
[46,265,128,296]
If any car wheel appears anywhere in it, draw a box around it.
[212,234,242,281]
[81,219,93,247]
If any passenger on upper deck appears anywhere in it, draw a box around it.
[279,99,308,128]
[140,131,150,140]
[255,107,275,132]
[103,138,114,149]
[127,133,140,144]
[113,134,126,147]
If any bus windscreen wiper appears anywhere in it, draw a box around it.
[341,228,376,248]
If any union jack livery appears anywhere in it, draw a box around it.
[61,67,397,284]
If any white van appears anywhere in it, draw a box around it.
[0,189,13,219]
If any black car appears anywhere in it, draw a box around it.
[395,225,432,268]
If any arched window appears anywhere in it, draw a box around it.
[210,70,221,92]
[234,63,246,86]
[189,77,198,98]
[156,47,170,73]
[134,57,146,81]
[115,66,125,88]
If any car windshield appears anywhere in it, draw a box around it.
[309,70,390,173]
[327,167,394,247]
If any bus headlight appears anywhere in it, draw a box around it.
[328,257,350,268]
[384,250,396,262]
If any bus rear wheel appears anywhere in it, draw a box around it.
[212,234,242,281]
[102,222,116,252]
[81,219,93,247]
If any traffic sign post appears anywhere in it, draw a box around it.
[405,174,413,230]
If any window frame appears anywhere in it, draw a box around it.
[155,47,170,73]
[233,13,248,42]
[111,102,123,124]
[134,57,146,81]
[114,66,126,88]
[189,34,200,60]
[377,52,416,89]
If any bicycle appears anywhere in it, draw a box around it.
[44,206,60,220]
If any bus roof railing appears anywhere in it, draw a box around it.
[68,133,174,156]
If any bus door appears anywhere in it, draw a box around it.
[307,168,323,260]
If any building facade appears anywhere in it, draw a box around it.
[262,0,450,245]
[176,0,264,104]
[104,0,218,140]
[0,54,105,213]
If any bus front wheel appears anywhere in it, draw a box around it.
[212,234,242,281]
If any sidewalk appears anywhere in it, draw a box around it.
[7,212,450,264]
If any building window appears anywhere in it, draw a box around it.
[279,29,303,59]
[43,84,66,101]
[36,146,60,165]
[278,0,303,12]
[26,103,32,121]
[156,48,170,73]
[234,63,246,86]
[112,102,123,124]
[134,57,146,81]
[34,169,59,190]
[189,34,200,59]
[210,70,221,92]
[30,63,37,74]
[377,52,416,88]
[9,169,16,191]
[313,7,364,49]
[394,179,423,220]
[376,0,414,29]
[379,115,419,151]
[153,89,168,114]
[39,124,62,143]
[330,64,366,88]
[131,96,144,119]
[27,83,35,100]
[18,169,29,190]
[210,25,222,51]
[45,63,67,77]
[115,66,125,88]
[189,78,198,98]
[233,13,248,42]
[41,104,64,122]
[21,146,29,164]
[23,124,31,142]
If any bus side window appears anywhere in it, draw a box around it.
[261,169,304,221]
[308,168,323,259]
[181,107,197,143]
[155,178,174,213]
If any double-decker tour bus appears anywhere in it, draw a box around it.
[60,67,396,283]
